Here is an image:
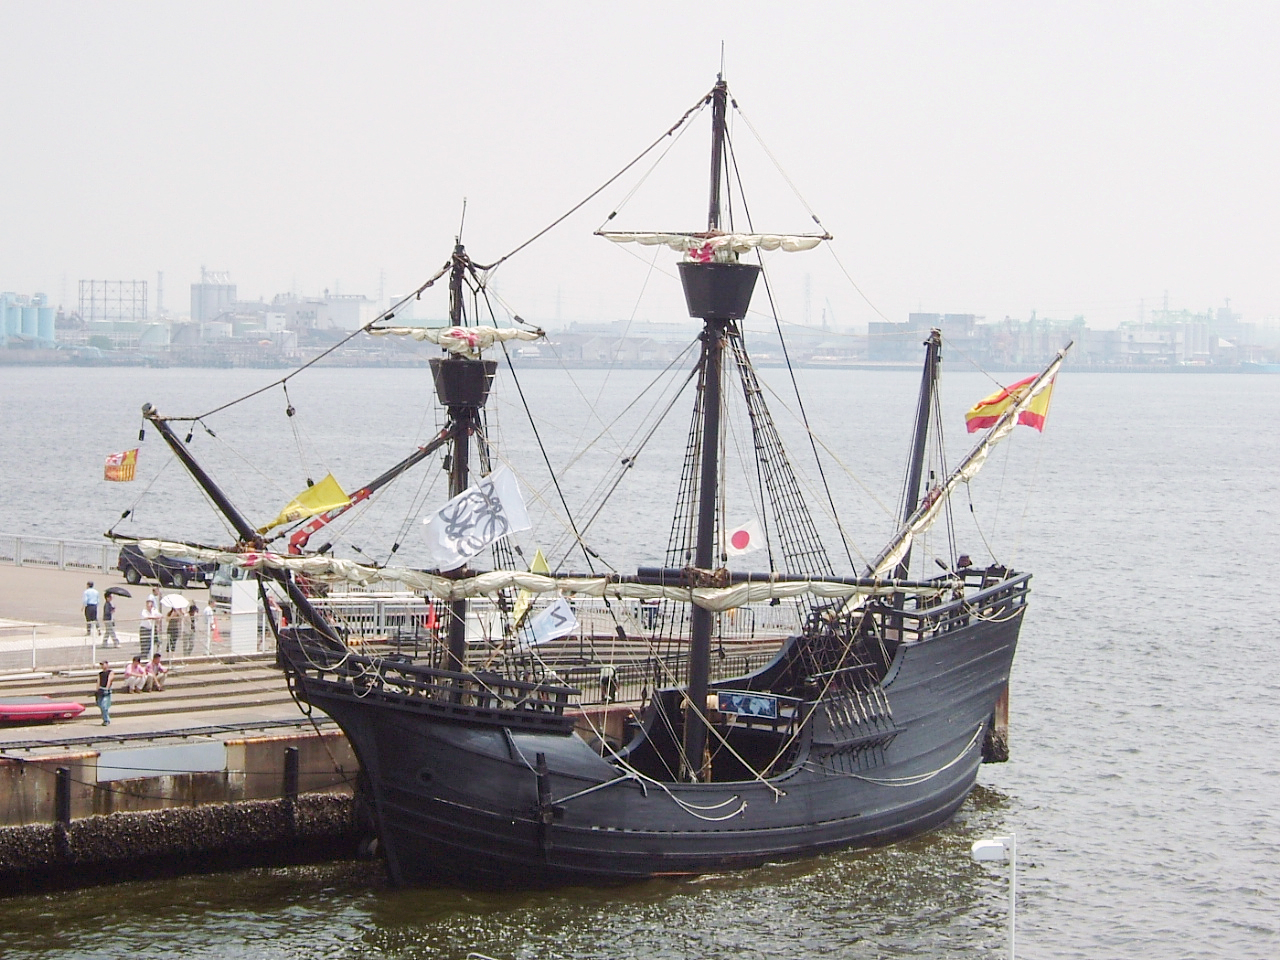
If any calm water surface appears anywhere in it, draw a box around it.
[1,364,1277,959]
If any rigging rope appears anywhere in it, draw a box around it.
[481,88,714,275]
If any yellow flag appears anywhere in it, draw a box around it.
[511,549,550,625]
[258,473,351,533]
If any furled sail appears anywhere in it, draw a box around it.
[123,539,947,612]
[864,344,1072,584]
[368,325,543,356]
[597,231,829,257]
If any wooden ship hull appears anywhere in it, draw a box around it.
[280,572,1025,887]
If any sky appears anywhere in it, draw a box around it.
[2,1,1278,331]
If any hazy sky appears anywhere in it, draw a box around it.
[2,1,1278,330]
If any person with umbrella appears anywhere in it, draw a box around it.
[102,586,129,648]
[161,594,187,654]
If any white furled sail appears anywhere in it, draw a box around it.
[864,344,1072,586]
[368,325,542,356]
[597,231,828,259]
[124,539,947,613]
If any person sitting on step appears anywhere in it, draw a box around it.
[124,655,147,693]
[143,653,168,692]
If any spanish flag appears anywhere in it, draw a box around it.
[965,376,1056,433]
[257,473,351,533]
[104,449,138,482]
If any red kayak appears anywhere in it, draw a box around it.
[0,697,87,723]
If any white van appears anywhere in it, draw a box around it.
[210,563,287,608]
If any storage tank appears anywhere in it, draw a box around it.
[37,306,54,340]
[21,305,38,336]
[4,304,18,337]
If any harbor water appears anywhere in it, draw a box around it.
[1,363,1277,959]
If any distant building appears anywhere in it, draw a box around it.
[191,269,236,323]
[869,313,980,362]
[271,292,377,332]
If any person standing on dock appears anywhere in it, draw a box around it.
[95,660,114,725]
[165,606,181,654]
[184,603,199,656]
[83,582,101,638]
[203,599,219,652]
[139,598,162,658]
[103,594,120,648]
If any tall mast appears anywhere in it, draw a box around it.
[433,242,497,677]
[707,76,728,232]
[895,328,941,579]
[676,76,759,782]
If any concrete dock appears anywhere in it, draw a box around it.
[0,562,360,891]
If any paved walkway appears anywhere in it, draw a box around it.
[0,563,324,755]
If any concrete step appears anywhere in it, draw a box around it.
[0,655,294,720]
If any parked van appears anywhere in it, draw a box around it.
[209,563,288,607]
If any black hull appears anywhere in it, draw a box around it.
[291,609,1022,889]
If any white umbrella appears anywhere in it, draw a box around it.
[160,594,189,611]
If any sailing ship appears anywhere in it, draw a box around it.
[136,77,1066,888]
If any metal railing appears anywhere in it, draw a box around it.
[0,534,115,573]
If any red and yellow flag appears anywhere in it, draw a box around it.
[104,448,138,482]
[965,377,1056,433]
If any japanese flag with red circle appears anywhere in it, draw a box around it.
[725,519,763,556]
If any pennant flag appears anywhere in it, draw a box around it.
[258,473,351,533]
[516,597,578,649]
[511,548,550,626]
[104,449,139,482]
[965,376,1057,434]
[725,518,764,556]
[422,466,531,569]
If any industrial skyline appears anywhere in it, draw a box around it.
[3,4,1279,331]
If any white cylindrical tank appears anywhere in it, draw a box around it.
[37,306,55,340]
[21,305,38,336]
[5,304,20,336]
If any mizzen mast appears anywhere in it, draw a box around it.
[895,328,942,579]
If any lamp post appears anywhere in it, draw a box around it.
[972,833,1017,960]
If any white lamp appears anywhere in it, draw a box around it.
[971,833,1016,960]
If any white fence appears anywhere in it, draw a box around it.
[0,534,116,573]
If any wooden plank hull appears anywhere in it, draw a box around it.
[293,606,1022,889]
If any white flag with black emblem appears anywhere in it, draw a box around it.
[516,597,578,648]
[422,467,531,569]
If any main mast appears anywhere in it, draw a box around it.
[677,77,761,781]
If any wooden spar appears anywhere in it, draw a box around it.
[706,76,728,232]
[681,76,739,782]
[895,328,942,580]
[140,403,342,645]
[444,243,471,676]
